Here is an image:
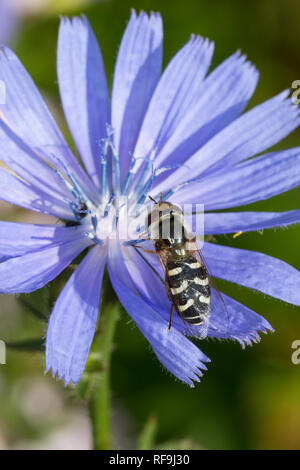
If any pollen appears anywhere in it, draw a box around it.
[233,230,243,239]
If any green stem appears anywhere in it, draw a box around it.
[88,303,119,450]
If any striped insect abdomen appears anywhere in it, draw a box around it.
[166,255,211,325]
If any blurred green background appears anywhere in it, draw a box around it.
[0,0,300,450]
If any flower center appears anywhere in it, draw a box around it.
[55,126,196,247]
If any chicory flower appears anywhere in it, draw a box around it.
[0,11,300,386]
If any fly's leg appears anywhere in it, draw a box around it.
[138,232,150,240]
[135,245,156,254]
[167,304,175,331]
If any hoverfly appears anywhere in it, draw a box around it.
[145,195,212,333]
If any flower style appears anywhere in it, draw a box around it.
[0,11,300,387]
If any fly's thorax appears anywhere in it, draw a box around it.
[154,228,197,257]
[147,200,194,246]
[155,240,196,259]
[155,238,187,257]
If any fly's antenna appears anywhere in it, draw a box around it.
[149,195,157,203]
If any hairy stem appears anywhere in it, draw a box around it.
[89,303,119,450]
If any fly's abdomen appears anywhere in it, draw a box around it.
[166,256,211,325]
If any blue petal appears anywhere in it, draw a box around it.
[108,240,210,386]
[174,147,300,209]
[119,240,170,311]
[45,245,106,385]
[112,10,163,178]
[0,232,90,294]
[208,290,273,347]
[119,241,273,345]
[203,210,300,234]
[0,46,99,203]
[57,16,110,187]
[158,90,300,191]
[0,118,72,201]
[134,33,213,170]
[119,242,209,337]
[0,222,82,257]
[0,1,18,45]
[0,166,74,219]
[203,242,300,306]
[153,52,258,170]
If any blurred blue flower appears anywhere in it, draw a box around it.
[0,1,19,45]
[0,11,300,386]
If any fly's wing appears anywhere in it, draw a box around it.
[191,242,230,335]
[155,249,173,303]
[156,250,197,335]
